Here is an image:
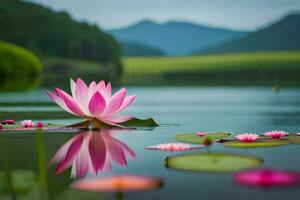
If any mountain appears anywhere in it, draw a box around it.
[0,0,121,66]
[121,41,164,56]
[109,20,248,55]
[198,13,300,54]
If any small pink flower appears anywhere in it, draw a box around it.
[36,122,44,129]
[236,133,259,142]
[146,143,201,152]
[235,168,300,188]
[296,133,300,136]
[264,131,288,139]
[1,119,15,125]
[197,132,205,137]
[21,120,34,128]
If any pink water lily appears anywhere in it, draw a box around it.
[50,130,136,178]
[236,133,259,142]
[146,143,202,152]
[197,132,205,137]
[36,122,44,129]
[21,120,34,128]
[235,168,300,188]
[1,119,15,125]
[264,131,289,139]
[45,78,136,127]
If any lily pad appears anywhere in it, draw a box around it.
[165,153,263,173]
[175,132,231,144]
[286,134,300,144]
[120,117,159,127]
[223,140,289,148]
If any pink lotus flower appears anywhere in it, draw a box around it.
[146,143,202,152]
[71,175,163,192]
[296,133,300,136]
[1,119,15,125]
[45,78,136,126]
[235,168,300,188]
[50,130,136,178]
[264,131,289,139]
[21,120,34,128]
[197,132,205,137]
[236,133,259,142]
[36,122,44,129]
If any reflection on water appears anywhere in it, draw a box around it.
[50,130,136,178]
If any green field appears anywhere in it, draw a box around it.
[122,51,300,86]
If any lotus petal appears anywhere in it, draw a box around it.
[101,88,126,117]
[88,92,106,117]
[55,88,84,116]
[117,95,136,112]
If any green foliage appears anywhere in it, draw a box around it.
[123,51,300,85]
[0,0,122,77]
[42,58,121,88]
[0,41,42,91]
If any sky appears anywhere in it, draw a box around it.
[28,0,300,31]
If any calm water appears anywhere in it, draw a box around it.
[0,87,300,200]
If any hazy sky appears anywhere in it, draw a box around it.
[29,0,300,31]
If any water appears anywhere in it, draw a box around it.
[0,87,300,200]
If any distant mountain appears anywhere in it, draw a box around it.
[198,13,300,54]
[109,20,248,55]
[120,41,164,56]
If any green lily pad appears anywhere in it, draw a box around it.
[223,140,289,148]
[286,134,300,144]
[120,117,159,127]
[165,153,263,173]
[175,132,231,144]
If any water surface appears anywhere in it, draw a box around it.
[0,87,300,200]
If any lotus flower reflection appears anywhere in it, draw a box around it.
[236,133,259,142]
[235,169,300,188]
[46,78,136,128]
[49,130,136,178]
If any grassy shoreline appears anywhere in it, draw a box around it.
[122,51,300,86]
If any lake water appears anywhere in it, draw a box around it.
[0,87,300,200]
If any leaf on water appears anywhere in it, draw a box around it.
[165,153,263,173]
[223,140,289,148]
[175,132,232,144]
[286,134,300,144]
[120,117,159,127]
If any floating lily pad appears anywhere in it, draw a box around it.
[120,117,159,127]
[286,134,300,144]
[165,153,263,173]
[223,140,289,148]
[175,132,231,144]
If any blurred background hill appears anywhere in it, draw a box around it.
[109,20,248,55]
